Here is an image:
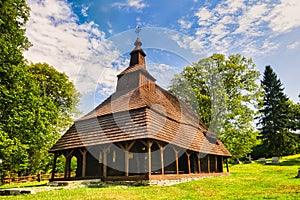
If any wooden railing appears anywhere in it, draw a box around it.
[1,172,76,184]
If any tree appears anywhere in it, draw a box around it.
[169,54,262,160]
[0,0,32,177]
[257,66,300,157]
[0,0,80,176]
[21,62,80,175]
[291,95,300,132]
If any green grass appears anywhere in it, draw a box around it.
[1,154,300,200]
[0,181,48,189]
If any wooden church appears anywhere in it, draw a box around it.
[49,35,231,183]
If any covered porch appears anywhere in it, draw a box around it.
[50,139,230,181]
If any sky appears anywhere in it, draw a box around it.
[24,0,300,116]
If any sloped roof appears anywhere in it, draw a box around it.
[49,37,231,157]
[117,65,155,81]
[50,85,231,157]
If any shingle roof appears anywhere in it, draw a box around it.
[50,85,231,157]
[49,37,231,157]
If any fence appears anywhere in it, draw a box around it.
[1,172,76,184]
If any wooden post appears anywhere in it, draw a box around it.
[119,141,135,177]
[67,150,74,178]
[185,152,191,174]
[215,156,218,172]
[207,155,210,173]
[124,151,129,176]
[103,145,110,178]
[197,154,201,174]
[147,141,153,177]
[64,152,68,179]
[157,143,165,175]
[172,147,179,175]
[51,153,58,180]
[79,149,87,177]
[226,158,229,173]
[221,157,224,173]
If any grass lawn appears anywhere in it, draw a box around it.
[1,154,299,200]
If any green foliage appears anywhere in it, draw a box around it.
[0,0,32,176]
[26,62,80,134]
[0,62,80,176]
[290,96,300,131]
[256,66,300,157]
[169,54,262,160]
[55,155,66,173]
[0,131,28,179]
[0,0,80,176]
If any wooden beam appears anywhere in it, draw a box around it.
[197,154,201,174]
[124,151,129,176]
[221,157,224,173]
[157,143,165,175]
[64,153,68,179]
[79,149,87,177]
[215,156,218,172]
[102,145,111,178]
[67,150,74,178]
[51,153,58,180]
[207,155,210,173]
[63,150,73,179]
[146,140,153,177]
[226,158,229,173]
[119,141,136,177]
[185,152,191,174]
[172,147,179,175]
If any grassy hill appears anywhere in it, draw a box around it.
[1,154,300,200]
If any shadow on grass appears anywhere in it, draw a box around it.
[86,185,108,188]
[279,158,300,166]
[254,157,300,166]
[86,182,146,188]
[21,183,47,188]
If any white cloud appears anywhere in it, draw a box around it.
[173,0,300,57]
[81,5,89,17]
[286,41,300,50]
[178,18,193,29]
[24,0,123,95]
[113,0,148,12]
[147,62,177,89]
[267,0,300,34]
[234,3,269,36]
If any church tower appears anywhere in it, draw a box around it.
[116,33,156,92]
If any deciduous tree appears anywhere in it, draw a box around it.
[0,0,80,176]
[169,54,262,160]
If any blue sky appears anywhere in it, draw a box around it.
[24,0,300,115]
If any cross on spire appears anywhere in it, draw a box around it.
[135,25,141,37]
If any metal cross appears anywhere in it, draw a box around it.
[135,25,141,37]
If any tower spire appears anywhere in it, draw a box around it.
[134,26,142,49]
[116,26,156,91]
[135,25,141,37]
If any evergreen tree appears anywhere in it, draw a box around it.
[258,66,299,157]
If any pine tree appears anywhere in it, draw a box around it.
[258,66,298,157]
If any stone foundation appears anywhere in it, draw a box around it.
[149,173,230,186]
